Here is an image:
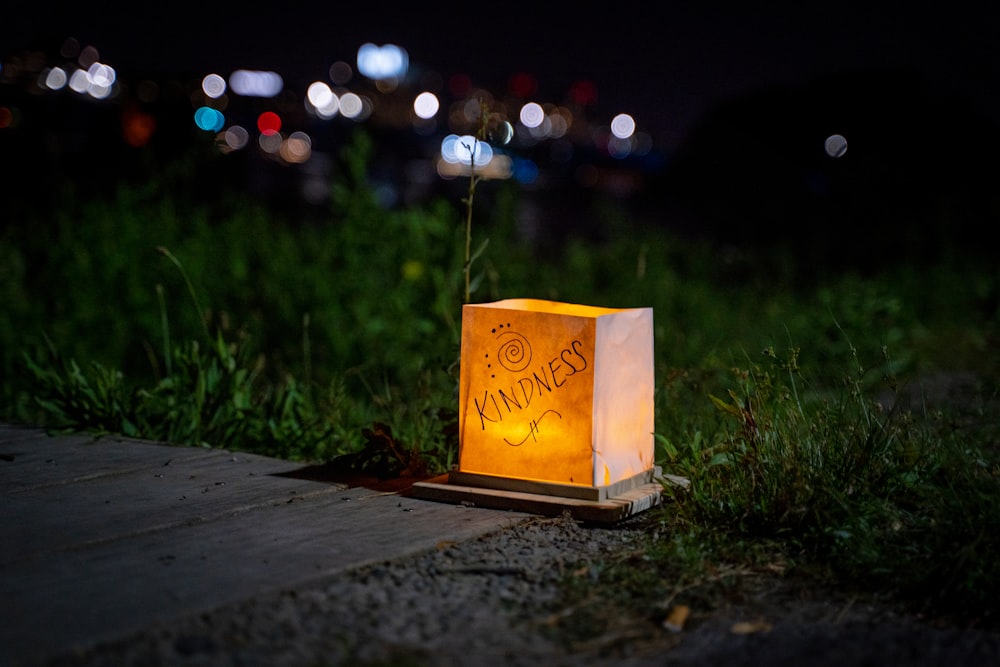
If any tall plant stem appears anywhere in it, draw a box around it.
[157,246,211,342]
[464,148,478,304]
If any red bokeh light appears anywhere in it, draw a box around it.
[448,73,472,98]
[257,111,281,136]
[569,80,598,106]
[121,107,156,147]
[507,72,537,98]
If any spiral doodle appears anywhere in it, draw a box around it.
[495,330,532,372]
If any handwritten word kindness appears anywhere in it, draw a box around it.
[473,339,588,433]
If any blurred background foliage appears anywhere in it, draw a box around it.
[2,119,998,465]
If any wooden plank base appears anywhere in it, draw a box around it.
[410,474,664,524]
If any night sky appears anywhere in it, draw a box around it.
[3,1,997,148]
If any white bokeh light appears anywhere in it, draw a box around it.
[307,81,339,118]
[356,43,408,80]
[68,68,90,93]
[202,73,227,99]
[519,102,544,128]
[43,67,68,90]
[87,62,115,88]
[825,134,848,158]
[441,134,493,166]
[229,70,283,97]
[339,92,363,119]
[413,91,439,119]
[610,113,636,139]
[224,125,250,150]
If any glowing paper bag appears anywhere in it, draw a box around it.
[457,299,654,497]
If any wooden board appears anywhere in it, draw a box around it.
[0,425,534,665]
[410,474,664,524]
[446,468,655,501]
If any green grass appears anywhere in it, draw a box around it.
[2,126,999,627]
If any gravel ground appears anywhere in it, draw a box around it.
[43,512,1000,667]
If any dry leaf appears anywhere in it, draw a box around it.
[731,619,773,634]
[662,605,690,633]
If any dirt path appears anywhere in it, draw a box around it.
[42,515,1000,667]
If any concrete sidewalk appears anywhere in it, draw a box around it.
[0,423,530,666]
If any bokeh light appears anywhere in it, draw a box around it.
[224,125,250,150]
[230,70,283,97]
[825,134,848,157]
[0,22,666,196]
[87,62,115,88]
[64,61,118,99]
[508,72,538,98]
[519,102,544,129]
[122,108,155,147]
[43,67,68,90]
[356,43,408,80]
[194,106,225,132]
[257,111,281,136]
[569,80,598,106]
[306,81,339,119]
[610,113,635,139]
[338,92,364,120]
[441,134,493,167]
[413,92,439,119]
[201,74,227,99]
[258,131,282,154]
[328,61,353,85]
[279,131,312,163]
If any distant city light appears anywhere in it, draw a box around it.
[569,80,598,106]
[257,111,282,135]
[259,131,282,154]
[43,67,68,90]
[202,74,227,99]
[519,102,544,128]
[338,92,364,119]
[306,81,339,119]
[607,135,632,158]
[230,70,283,97]
[0,27,666,195]
[413,92,439,119]
[512,158,539,184]
[224,125,249,150]
[122,108,155,147]
[825,134,848,158]
[87,62,115,88]
[329,61,353,85]
[77,45,99,69]
[68,69,89,93]
[441,134,493,166]
[65,63,117,99]
[489,120,514,145]
[508,72,538,98]
[194,106,225,132]
[610,113,635,139]
[280,131,312,163]
[547,108,570,138]
[356,43,408,80]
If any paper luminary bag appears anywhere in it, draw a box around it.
[455,298,655,500]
